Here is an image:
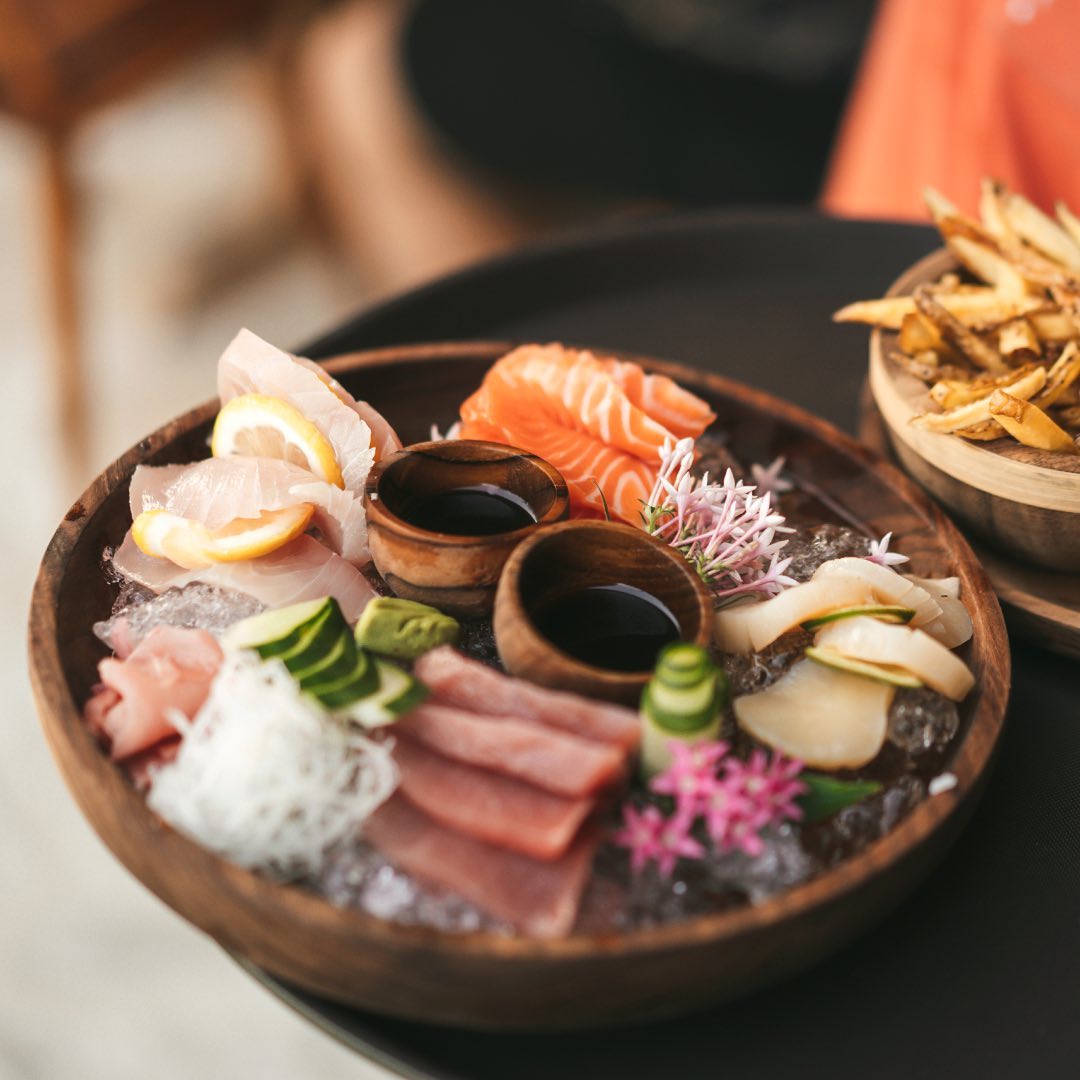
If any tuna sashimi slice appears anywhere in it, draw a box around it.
[84,626,222,760]
[413,647,641,750]
[365,794,599,938]
[129,457,368,563]
[392,736,594,861]
[396,703,626,798]
[216,329,376,491]
[111,533,375,622]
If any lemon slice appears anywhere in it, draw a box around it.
[212,393,344,488]
[131,504,315,569]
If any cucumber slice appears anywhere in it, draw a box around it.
[310,650,380,709]
[805,645,923,688]
[339,659,429,727]
[277,604,348,675]
[801,605,916,631]
[292,629,358,690]
[222,597,334,656]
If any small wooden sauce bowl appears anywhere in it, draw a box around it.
[364,439,569,617]
[493,520,714,705]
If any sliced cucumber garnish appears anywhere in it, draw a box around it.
[805,645,923,688]
[222,597,335,656]
[801,604,916,631]
[338,658,429,727]
[309,650,380,709]
[292,629,358,690]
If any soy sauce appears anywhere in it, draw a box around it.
[532,583,679,672]
[400,484,537,536]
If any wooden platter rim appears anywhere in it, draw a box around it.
[29,340,1009,967]
[868,249,1080,512]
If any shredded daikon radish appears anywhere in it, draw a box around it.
[147,651,397,879]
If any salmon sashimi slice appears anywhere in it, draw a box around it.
[396,703,627,798]
[458,344,714,521]
[392,736,594,861]
[597,357,717,439]
[111,533,376,622]
[364,794,599,938]
[129,457,368,564]
[413,647,641,750]
[216,329,378,491]
[84,626,222,760]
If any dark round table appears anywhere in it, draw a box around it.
[253,209,1079,1079]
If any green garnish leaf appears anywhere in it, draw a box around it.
[592,478,611,521]
[797,772,882,823]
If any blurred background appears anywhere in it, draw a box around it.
[3,1,1076,1076]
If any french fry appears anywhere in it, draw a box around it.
[947,235,1032,298]
[1057,201,1080,251]
[1000,191,1080,273]
[988,390,1079,453]
[997,318,1041,360]
[929,364,1039,410]
[954,419,1006,441]
[1030,310,1077,342]
[890,349,940,383]
[979,178,1016,243]
[911,366,1047,432]
[913,286,1007,372]
[1030,342,1080,410]
[899,312,953,358]
[832,291,1046,329]
[923,186,964,225]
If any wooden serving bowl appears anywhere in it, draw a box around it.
[493,520,713,705]
[868,248,1080,572]
[29,342,1009,1030]
[364,438,569,617]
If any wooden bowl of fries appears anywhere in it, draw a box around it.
[840,181,1080,573]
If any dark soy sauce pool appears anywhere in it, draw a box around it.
[399,484,537,536]
[532,583,680,672]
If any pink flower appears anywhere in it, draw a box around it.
[649,740,729,809]
[722,749,807,830]
[698,776,754,848]
[750,455,794,497]
[643,440,795,603]
[614,803,705,878]
[866,532,909,568]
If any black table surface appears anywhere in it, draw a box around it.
[258,209,1079,1079]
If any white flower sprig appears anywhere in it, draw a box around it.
[866,531,909,567]
[642,438,796,604]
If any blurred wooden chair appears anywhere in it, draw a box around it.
[0,0,277,470]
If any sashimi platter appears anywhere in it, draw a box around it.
[30,334,1007,1027]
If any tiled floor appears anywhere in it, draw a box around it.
[3,51,393,1080]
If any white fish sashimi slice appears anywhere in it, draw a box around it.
[217,329,375,491]
[812,558,943,627]
[904,575,973,648]
[293,355,402,461]
[734,658,893,769]
[112,533,375,622]
[129,458,368,564]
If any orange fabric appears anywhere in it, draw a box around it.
[823,0,1080,220]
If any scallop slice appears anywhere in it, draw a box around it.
[734,659,892,769]
[815,616,974,701]
[812,558,943,627]
[714,576,875,654]
[904,575,973,648]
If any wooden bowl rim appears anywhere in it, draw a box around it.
[868,248,1080,512]
[493,518,716,692]
[364,437,570,545]
[29,340,1009,963]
